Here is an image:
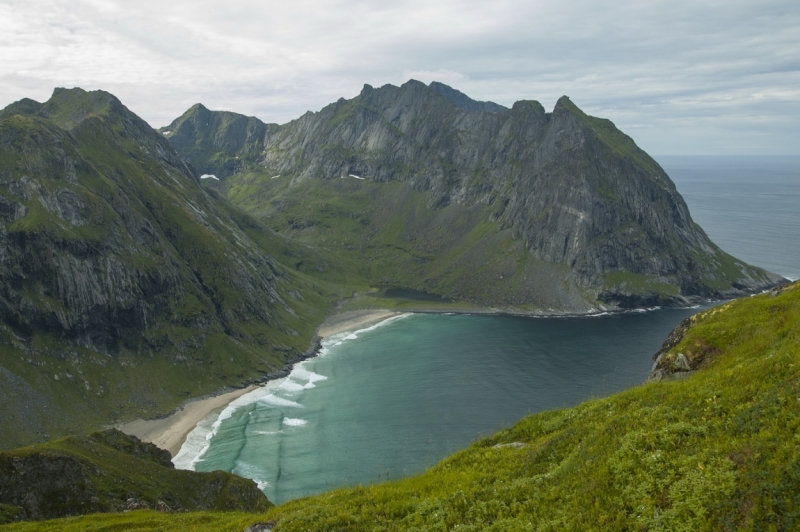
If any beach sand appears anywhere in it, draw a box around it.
[116,385,259,456]
[117,309,400,457]
[317,309,401,338]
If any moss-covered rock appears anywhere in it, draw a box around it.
[0,429,271,523]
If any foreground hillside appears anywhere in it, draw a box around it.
[8,281,797,530]
[0,89,355,449]
[164,80,783,311]
[0,429,270,522]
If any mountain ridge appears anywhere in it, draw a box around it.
[161,80,785,311]
[0,87,345,449]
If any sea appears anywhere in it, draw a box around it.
[174,156,799,505]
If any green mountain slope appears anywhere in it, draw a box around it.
[0,89,355,449]
[0,429,270,523]
[162,81,784,311]
[8,281,798,531]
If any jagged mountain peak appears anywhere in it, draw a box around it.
[428,81,508,113]
[162,81,784,311]
[0,88,330,448]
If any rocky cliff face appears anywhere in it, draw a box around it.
[0,429,271,523]
[163,81,784,309]
[0,88,331,448]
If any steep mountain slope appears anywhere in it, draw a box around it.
[162,80,783,311]
[0,89,348,449]
[0,429,271,523]
[7,283,798,531]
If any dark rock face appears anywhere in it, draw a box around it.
[0,430,271,522]
[0,88,324,448]
[163,80,784,308]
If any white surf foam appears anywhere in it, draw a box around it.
[174,312,412,472]
[321,313,412,353]
[290,364,327,386]
[173,380,301,470]
[277,379,305,393]
[232,461,271,491]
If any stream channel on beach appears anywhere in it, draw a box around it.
[175,156,799,505]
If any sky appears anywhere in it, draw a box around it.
[1,0,798,155]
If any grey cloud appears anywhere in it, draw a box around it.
[0,0,797,154]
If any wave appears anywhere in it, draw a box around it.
[321,313,413,354]
[259,394,303,408]
[290,364,328,387]
[277,379,306,393]
[232,461,271,492]
[174,313,412,472]
[173,381,301,470]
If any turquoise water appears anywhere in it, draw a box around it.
[177,308,709,504]
[175,155,798,504]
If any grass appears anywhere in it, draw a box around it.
[0,511,267,532]
[603,271,680,297]
[7,282,798,531]
[0,430,271,524]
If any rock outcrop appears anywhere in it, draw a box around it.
[0,429,271,523]
[162,80,785,309]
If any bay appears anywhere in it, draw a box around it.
[178,155,798,505]
[183,307,705,504]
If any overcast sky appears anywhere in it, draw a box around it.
[1,0,798,155]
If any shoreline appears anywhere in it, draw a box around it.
[117,308,401,457]
[116,294,743,458]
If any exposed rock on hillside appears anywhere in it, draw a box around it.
[163,80,784,309]
[0,88,330,448]
[0,429,271,523]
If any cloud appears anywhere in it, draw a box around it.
[0,0,798,154]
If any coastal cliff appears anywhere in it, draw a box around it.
[163,80,784,310]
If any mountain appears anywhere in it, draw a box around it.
[161,80,784,311]
[0,429,271,523]
[0,88,346,449]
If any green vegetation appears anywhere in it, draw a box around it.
[6,282,797,530]
[557,96,663,178]
[1,511,264,532]
[0,429,270,523]
[604,271,680,298]
[215,170,581,311]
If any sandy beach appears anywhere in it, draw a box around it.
[317,309,401,338]
[116,385,259,456]
[118,309,401,457]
